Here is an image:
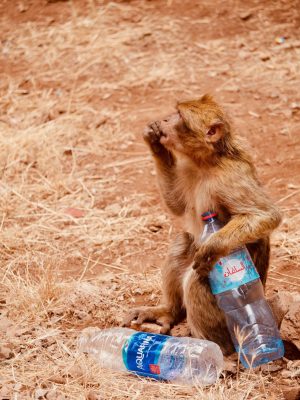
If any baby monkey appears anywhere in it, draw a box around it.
[123,94,281,354]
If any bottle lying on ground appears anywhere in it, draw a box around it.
[78,327,223,385]
[201,211,284,368]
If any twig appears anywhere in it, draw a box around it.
[276,189,300,204]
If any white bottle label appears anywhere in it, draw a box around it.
[209,248,260,294]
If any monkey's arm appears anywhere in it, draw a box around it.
[154,160,187,216]
[193,168,281,275]
[144,126,186,216]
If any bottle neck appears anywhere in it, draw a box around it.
[203,216,217,224]
[201,216,223,242]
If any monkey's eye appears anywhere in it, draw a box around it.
[207,126,217,136]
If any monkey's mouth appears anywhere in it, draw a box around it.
[159,130,168,143]
[160,132,173,148]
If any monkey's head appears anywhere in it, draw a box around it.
[157,94,232,161]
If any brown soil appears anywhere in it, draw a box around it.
[0,0,300,399]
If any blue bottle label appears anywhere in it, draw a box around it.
[209,248,260,294]
[122,332,169,378]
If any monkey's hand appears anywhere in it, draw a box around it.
[192,242,223,278]
[143,123,174,166]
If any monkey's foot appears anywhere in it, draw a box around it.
[122,305,175,334]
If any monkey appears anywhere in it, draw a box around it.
[123,94,281,355]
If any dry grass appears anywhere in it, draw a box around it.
[0,0,299,399]
[1,266,285,400]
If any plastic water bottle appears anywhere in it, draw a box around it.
[201,211,284,368]
[78,327,223,385]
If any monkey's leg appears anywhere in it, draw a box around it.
[183,270,234,355]
[246,237,270,287]
[123,232,195,334]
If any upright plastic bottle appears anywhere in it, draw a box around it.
[78,327,223,385]
[201,211,284,368]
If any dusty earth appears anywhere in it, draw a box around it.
[0,0,300,399]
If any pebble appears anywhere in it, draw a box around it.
[239,11,253,20]
[281,386,300,400]
[260,53,271,61]
[0,345,14,360]
[87,390,102,400]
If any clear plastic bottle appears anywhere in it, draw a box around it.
[78,327,223,385]
[201,211,284,368]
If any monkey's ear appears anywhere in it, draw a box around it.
[199,94,215,104]
[205,123,224,143]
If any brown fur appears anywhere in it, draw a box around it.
[123,95,281,355]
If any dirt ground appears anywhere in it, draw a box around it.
[0,0,300,399]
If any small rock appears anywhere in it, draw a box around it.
[281,370,291,378]
[268,291,294,326]
[260,53,271,61]
[282,109,293,118]
[148,224,163,233]
[280,128,289,135]
[283,360,300,379]
[46,390,63,400]
[74,310,90,320]
[132,287,144,295]
[87,390,102,400]
[48,375,66,385]
[291,102,300,110]
[0,385,12,399]
[18,2,29,12]
[238,50,250,60]
[239,10,253,20]
[41,337,56,348]
[281,386,300,400]
[287,360,300,370]
[105,203,122,216]
[248,110,260,118]
[13,383,23,392]
[260,361,283,373]
[35,388,48,399]
[0,316,13,331]
[287,184,299,189]
[67,365,84,379]
[224,85,240,92]
[280,302,300,353]
[150,293,158,301]
[64,207,85,218]
[0,345,14,360]
[269,91,280,99]
[6,326,31,337]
